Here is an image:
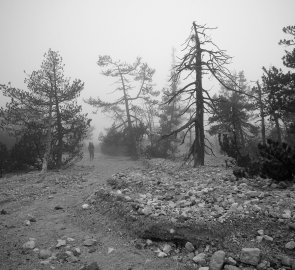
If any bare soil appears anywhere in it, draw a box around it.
[0,153,188,270]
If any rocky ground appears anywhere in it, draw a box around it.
[1,154,295,270]
[1,153,187,270]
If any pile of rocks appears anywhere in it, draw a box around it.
[136,234,295,270]
[100,163,295,225]
[134,237,278,270]
[89,158,295,269]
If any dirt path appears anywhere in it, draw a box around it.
[0,153,184,270]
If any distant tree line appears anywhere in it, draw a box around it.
[1,23,294,182]
[91,23,295,181]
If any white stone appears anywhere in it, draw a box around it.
[256,236,263,243]
[67,237,75,242]
[285,241,295,250]
[82,204,89,209]
[282,209,292,219]
[162,244,172,254]
[40,260,50,265]
[23,240,36,249]
[169,228,175,234]
[56,239,67,248]
[83,238,97,246]
[25,220,31,226]
[263,235,273,241]
[108,247,115,254]
[157,251,167,258]
[146,239,153,246]
[193,253,206,264]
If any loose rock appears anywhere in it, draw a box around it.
[240,248,261,266]
[209,250,225,270]
[38,249,52,259]
[193,252,206,265]
[56,239,67,248]
[257,260,269,270]
[157,251,167,258]
[22,240,36,249]
[280,255,293,266]
[263,235,273,241]
[282,209,292,219]
[24,220,31,226]
[162,244,172,254]
[80,262,100,270]
[146,239,153,246]
[72,247,81,256]
[83,238,97,247]
[224,265,239,270]
[107,247,115,254]
[226,257,237,266]
[82,204,89,209]
[285,241,295,250]
[56,251,69,262]
[185,241,195,252]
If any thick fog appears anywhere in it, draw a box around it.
[0,0,294,139]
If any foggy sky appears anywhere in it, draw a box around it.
[0,0,294,139]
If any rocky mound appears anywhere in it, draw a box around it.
[88,158,295,270]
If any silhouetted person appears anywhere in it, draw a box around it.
[88,142,94,161]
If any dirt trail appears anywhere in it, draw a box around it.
[0,153,183,270]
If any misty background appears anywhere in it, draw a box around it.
[1,0,294,140]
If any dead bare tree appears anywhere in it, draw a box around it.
[163,22,245,166]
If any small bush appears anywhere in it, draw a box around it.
[0,142,9,177]
[258,139,295,181]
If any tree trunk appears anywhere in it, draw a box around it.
[274,114,282,143]
[256,82,266,145]
[193,22,205,166]
[239,126,245,148]
[119,70,138,159]
[52,66,63,168]
[41,93,53,173]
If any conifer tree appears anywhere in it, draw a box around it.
[0,49,90,171]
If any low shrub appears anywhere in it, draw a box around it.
[258,139,295,181]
